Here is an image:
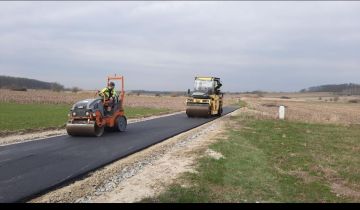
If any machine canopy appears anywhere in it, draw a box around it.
[194,79,214,93]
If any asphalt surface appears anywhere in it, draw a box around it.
[0,106,238,203]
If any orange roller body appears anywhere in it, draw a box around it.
[66,74,127,137]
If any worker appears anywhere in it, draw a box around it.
[215,82,222,94]
[99,82,117,113]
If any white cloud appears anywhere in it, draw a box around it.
[0,1,360,91]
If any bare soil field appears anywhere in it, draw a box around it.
[263,92,360,104]
[240,93,360,125]
[0,89,239,111]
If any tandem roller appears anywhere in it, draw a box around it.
[186,76,223,118]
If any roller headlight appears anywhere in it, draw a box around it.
[72,112,76,116]
[85,112,90,116]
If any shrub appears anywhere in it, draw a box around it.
[348,99,359,103]
[280,96,291,99]
[51,83,64,92]
[10,87,27,91]
[71,87,81,93]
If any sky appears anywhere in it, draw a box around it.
[0,1,360,92]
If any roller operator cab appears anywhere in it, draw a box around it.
[186,76,223,118]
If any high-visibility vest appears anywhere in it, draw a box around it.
[99,87,117,98]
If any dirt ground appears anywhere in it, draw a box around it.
[0,89,239,111]
[240,94,360,125]
[0,89,187,110]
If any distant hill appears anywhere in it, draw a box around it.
[0,75,64,91]
[300,83,360,95]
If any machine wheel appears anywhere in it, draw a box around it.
[116,116,127,132]
[94,124,105,137]
[216,107,223,117]
[186,112,193,118]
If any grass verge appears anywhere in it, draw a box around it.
[0,103,170,134]
[230,98,247,108]
[143,114,360,202]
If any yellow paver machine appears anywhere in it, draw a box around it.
[186,76,223,118]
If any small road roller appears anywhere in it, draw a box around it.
[66,75,127,137]
[186,76,223,118]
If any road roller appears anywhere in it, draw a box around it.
[186,76,223,118]
[66,75,127,137]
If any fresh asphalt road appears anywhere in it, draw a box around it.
[0,107,238,203]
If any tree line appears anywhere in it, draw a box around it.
[0,75,81,92]
[300,83,360,95]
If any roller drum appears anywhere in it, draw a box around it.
[66,122,104,137]
[186,104,211,118]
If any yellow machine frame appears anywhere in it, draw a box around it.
[186,76,223,117]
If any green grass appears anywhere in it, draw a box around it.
[238,99,247,108]
[0,103,170,133]
[125,107,172,119]
[143,115,360,203]
[230,99,247,108]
